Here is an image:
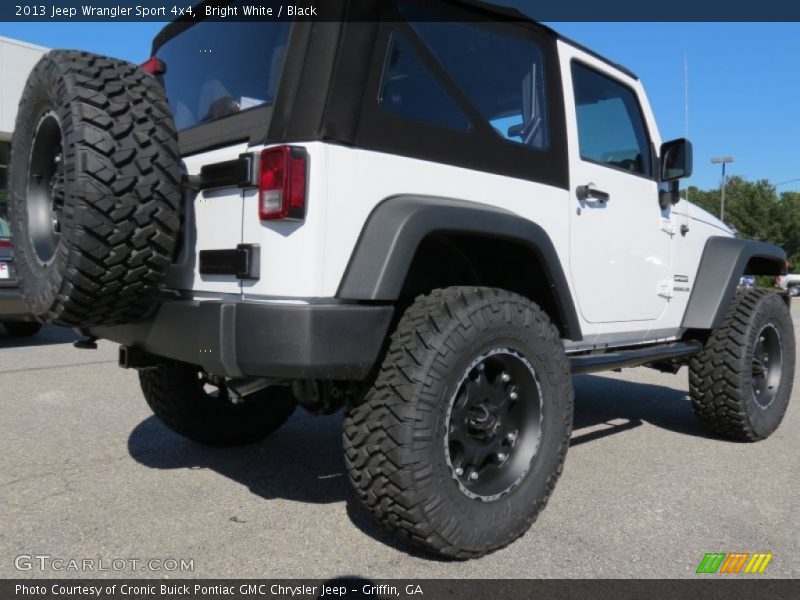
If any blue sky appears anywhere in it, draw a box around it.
[1,20,798,192]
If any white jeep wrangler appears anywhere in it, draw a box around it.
[8,0,794,559]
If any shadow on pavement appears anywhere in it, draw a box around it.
[126,372,712,558]
[129,411,351,504]
[0,324,76,348]
[127,411,441,559]
[571,373,712,443]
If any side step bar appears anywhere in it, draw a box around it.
[570,341,703,375]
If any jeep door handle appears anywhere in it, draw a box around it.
[576,184,610,203]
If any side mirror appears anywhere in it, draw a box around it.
[660,138,693,182]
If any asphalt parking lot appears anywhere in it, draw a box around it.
[1,307,798,580]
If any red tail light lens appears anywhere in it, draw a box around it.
[259,146,307,221]
[140,56,166,76]
[0,239,10,248]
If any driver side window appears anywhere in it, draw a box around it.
[572,62,652,177]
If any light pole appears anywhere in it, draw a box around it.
[711,156,734,221]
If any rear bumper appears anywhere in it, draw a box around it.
[90,299,394,380]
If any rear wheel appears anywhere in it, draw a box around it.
[689,289,795,441]
[139,362,297,447]
[3,322,42,337]
[343,287,573,559]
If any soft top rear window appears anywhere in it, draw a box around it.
[156,19,291,131]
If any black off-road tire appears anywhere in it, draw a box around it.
[3,322,43,337]
[9,50,181,327]
[343,287,574,559]
[139,362,297,447]
[689,289,795,441]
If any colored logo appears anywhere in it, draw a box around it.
[696,552,773,574]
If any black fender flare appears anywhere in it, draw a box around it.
[336,195,582,341]
[681,236,787,330]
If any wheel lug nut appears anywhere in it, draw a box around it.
[497,452,507,461]
[501,373,510,383]
[469,471,479,481]
[507,432,516,442]
[477,363,485,372]
[509,390,518,400]
[454,467,464,476]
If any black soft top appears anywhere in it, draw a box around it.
[152,0,636,79]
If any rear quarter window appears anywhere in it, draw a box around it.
[379,32,472,132]
[394,3,550,150]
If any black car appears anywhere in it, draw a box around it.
[0,217,41,337]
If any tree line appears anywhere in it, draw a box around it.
[683,176,800,270]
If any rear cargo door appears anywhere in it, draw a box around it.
[153,18,292,295]
[164,146,248,295]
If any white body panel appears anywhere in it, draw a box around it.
[166,41,734,352]
[245,143,571,300]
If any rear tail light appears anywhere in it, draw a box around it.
[0,239,10,248]
[140,56,166,76]
[259,146,307,221]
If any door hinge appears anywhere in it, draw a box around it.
[657,279,673,299]
[660,220,675,236]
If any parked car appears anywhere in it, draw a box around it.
[7,1,795,558]
[0,218,41,337]
[777,274,800,296]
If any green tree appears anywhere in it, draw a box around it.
[773,191,800,270]
[683,185,720,217]
[722,177,778,241]
[682,177,800,271]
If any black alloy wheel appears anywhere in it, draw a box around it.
[445,348,542,501]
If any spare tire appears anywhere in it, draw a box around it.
[9,50,181,327]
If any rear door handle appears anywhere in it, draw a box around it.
[576,183,610,203]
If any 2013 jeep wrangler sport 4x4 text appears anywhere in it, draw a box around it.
[8,0,794,559]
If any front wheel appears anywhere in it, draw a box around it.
[689,289,795,441]
[788,284,800,297]
[343,287,574,559]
